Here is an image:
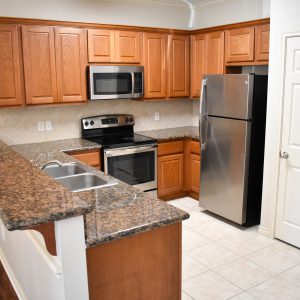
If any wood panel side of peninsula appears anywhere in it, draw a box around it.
[86,222,182,300]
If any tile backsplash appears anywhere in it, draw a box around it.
[0,99,195,145]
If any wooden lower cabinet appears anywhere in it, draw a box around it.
[157,139,200,200]
[189,153,200,197]
[158,153,184,198]
[86,223,182,300]
[66,149,101,169]
[157,141,185,199]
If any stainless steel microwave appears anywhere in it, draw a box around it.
[89,66,144,100]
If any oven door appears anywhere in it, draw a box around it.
[104,144,157,191]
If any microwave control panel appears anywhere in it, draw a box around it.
[134,73,143,94]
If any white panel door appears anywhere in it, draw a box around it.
[275,36,300,248]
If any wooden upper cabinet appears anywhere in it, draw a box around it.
[255,24,270,61]
[55,27,87,103]
[207,31,224,74]
[225,27,255,63]
[190,34,207,98]
[88,29,115,63]
[143,32,166,98]
[22,26,58,104]
[115,31,141,63]
[88,29,141,63]
[167,35,190,97]
[0,25,22,107]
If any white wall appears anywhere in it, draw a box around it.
[0,0,270,30]
[259,0,300,237]
[0,0,190,29]
[194,0,270,29]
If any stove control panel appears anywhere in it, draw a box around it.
[82,114,135,130]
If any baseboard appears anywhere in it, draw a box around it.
[0,247,27,300]
[187,191,199,200]
[158,191,187,201]
[258,225,271,237]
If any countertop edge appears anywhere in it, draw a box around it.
[86,212,189,248]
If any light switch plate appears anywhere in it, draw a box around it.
[154,112,160,121]
[38,121,45,132]
[45,121,52,131]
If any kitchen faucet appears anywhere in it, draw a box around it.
[41,160,63,169]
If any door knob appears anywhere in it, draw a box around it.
[280,151,289,159]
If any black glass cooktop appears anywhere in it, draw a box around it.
[85,133,156,149]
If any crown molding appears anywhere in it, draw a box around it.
[101,0,190,9]
[193,0,230,9]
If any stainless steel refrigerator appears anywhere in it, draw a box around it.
[199,74,268,226]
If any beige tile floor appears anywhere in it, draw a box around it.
[168,197,300,300]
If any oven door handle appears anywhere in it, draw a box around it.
[104,144,157,157]
[131,72,135,95]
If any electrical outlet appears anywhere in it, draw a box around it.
[154,112,160,121]
[45,121,52,131]
[38,121,45,132]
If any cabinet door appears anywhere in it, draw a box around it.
[167,35,190,97]
[115,31,141,63]
[158,153,183,196]
[255,24,270,62]
[207,31,224,74]
[22,26,57,104]
[143,33,166,98]
[55,27,87,103]
[67,150,100,169]
[189,153,200,194]
[190,34,207,98]
[0,25,22,107]
[88,29,115,63]
[225,27,255,63]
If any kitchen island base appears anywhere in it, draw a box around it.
[86,223,182,300]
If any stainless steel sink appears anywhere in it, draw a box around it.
[43,163,87,178]
[56,173,118,192]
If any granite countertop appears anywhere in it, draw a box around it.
[0,137,189,248]
[0,139,101,230]
[137,126,199,141]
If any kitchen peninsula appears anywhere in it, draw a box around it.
[0,138,188,300]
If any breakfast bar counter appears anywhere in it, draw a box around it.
[0,137,189,300]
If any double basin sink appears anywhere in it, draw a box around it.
[43,163,118,192]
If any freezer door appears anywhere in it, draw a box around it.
[199,116,251,224]
[205,74,254,120]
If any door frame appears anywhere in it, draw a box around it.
[259,31,300,239]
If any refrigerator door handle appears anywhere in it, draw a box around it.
[199,115,207,149]
[199,78,207,117]
[199,78,207,149]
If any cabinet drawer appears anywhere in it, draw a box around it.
[67,150,100,168]
[158,141,184,156]
[190,140,200,155]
